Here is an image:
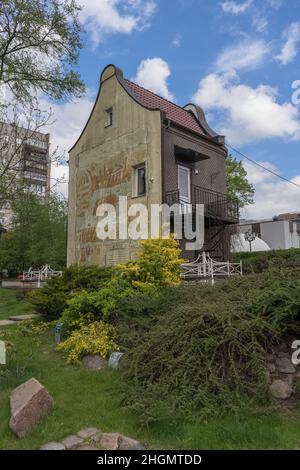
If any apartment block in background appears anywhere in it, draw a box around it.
[0,123,51,230]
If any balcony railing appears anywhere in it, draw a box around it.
[165,185,239,223]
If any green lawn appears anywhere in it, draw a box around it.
[1,323,300,450]
[0,289,34,320]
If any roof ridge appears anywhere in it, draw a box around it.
[124,78,198,118]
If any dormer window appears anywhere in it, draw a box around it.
[105,108,113,127]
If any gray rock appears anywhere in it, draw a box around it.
[82,355,107,370]
[77,427,99,439]
[40,442,65,450]
[295,370,300,379]
[281,374,294,386]
[9,378,54,437]
[76,446,99,450]
[99,432,120,450]
[276,357,296,374]
[270,379,293,400]
[267,363,276,373]
[277,352,290,359]
[119,435,146,450]
[90,431,103,443]
[62,435,83,450]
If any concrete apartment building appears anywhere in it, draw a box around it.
[0,123,51,230]
[67,64,238,267]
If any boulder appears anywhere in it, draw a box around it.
[9,378,54,437]
[77,446,99,450]
[40,442,65,450]
[82,355,107,370]
[119,435,145,450]
[267,363,276,373]
[62,435,83,450]
[276,357,296,374]
[77,427,99,439]
[270,379,293,400]
[99,432,120,450]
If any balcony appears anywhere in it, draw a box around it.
[165,185,239,224]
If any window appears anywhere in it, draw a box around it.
[105,108,113,127]
[133,165,146,197]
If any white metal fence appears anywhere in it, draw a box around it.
[181,252,242,285]
[22,264,62,287]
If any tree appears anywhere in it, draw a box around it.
[0,0,84,102]
[0,191,67,272]
[226,155,255,209]
[0,0,84,212]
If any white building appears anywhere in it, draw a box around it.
[234,217,300,252]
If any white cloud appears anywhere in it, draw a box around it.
[133,58,175,101]
[215,39,270,72]
[276,22,300,65]
[266,0,284,9]
[252,14,268,33]
[192,71,300,145]
[38,93,95,196]
[241,161,300,219]
[221,0,253,14]
[79,0,157,46]
[172,33,182,47]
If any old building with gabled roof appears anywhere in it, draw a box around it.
[67,64,238,267]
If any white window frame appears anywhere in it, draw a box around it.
[105,107,113,127]
[178,164,191,204]
[133,164,146,197]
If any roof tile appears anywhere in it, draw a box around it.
[123,79,207,137]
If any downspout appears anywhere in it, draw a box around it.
[161,115,171,205]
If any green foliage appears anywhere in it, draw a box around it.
[56,321,118,364]
[30,265,113,320]
[117,237,183,289]
[226,155,255,209]
[56,238,183,327]
[0,192,67,273]
[118,269,300,425]
[0,0,84,102]
[235,248,300,274]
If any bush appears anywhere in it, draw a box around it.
[118,269,300,424]
[117,237,183,289]
[59,238,183,327]
[61,280,135,328]
[234,248,300,274]
[30,265,113,320]
[56,321,118,364]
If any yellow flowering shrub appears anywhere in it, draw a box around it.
[117,236,183,288]
[56,321,118,364]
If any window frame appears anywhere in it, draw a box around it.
[132,164,146,197]
[105,107,113,127]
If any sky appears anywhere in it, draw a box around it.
[49,0,300,219]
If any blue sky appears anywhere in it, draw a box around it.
[50,0,300,218]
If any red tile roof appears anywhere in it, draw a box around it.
[123,79,207,137]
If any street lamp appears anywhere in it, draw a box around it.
[244,230,256,252]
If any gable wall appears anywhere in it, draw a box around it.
[67,68,162,266]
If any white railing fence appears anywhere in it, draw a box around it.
[181,252,242,285]
[22,264,62,287]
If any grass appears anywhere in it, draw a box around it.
[0,289,34,320]
[0,324,300,450]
